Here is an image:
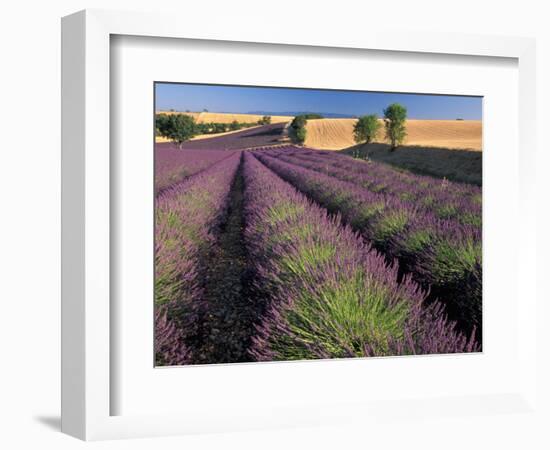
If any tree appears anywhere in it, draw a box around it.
[353,114,381,145]
[300,113,323,120]
[213,123,228,133]
[156,113,196,148]
[155,113,171,138]
[291,115,307,130]
[258,115,272,125]
[229,120,240,131]
[294,127,307,144]
[289,114,314,145]
[383,103,407,150]
[200,123,210,134]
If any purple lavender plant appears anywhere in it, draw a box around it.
[267,146,481,228]
[154,152,241,364]
[242,152,477,361]
[155,145,236,194]
[254,151,482,341]
[155,304,192,366]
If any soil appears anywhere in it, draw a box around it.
[192,160,260,364]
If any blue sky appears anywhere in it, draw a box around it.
[155,83,482,120]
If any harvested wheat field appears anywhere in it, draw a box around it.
[157,111,293,124]
[305,118,482,151]
[158,111,203,120]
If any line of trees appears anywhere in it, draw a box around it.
[353,103,408,151]
[156,113,274,147]
[289,114,323,145]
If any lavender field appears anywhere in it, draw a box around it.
[155,146,236,194]
[154,133,481,366]
[175,122,288,151]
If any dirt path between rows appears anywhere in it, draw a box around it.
[192,158,260,364]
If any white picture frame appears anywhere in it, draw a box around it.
[61,9,538,441]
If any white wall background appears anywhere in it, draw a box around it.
[0,1,548,448]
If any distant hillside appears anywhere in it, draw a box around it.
[248,111,355,119]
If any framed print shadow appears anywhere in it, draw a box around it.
[153,83,482,367]
[61,9,538,442]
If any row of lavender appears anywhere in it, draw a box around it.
[155,145,236,194]
[155,147,478,364]
[254,152,482,341]
[243,152,476,358]
[262,146,481,227]
[155,152,241,365]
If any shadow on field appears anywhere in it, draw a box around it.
[243,126,285,138]
[341,143,482,186]
[171,123,287,151]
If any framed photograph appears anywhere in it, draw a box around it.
[62,9,538,441]
[152,81,483,368]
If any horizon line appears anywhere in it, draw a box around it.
[155,109,482,121]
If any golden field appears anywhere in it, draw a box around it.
[305,118,482,151]
[157,111,293,124]
[303,118,483,184]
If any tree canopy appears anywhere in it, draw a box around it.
[156,113,196,148]
[353,114,381,145]
[258,116,272,125]
[383,103,407,150]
